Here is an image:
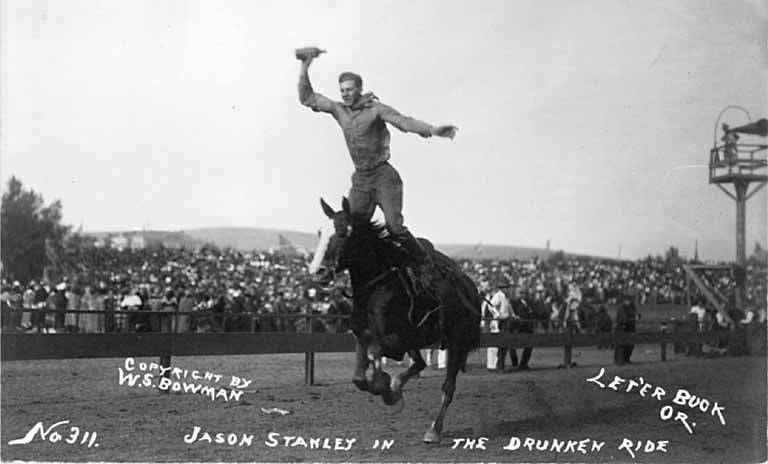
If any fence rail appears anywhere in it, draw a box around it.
[2,327,744,385]
[1,307,686,329]
[4,306,761,385]
[0,330,730,361]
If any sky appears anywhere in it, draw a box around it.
[1,0,766,261]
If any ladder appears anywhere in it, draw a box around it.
[683,265,731,322]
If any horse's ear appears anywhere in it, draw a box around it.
[320,197,335,219]
[341,197,351,214]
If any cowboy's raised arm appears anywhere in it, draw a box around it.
[298,59,335,114]
[377,103,458,139]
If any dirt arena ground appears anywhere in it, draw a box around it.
[2,345,765,463]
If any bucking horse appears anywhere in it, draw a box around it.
[308,197,481,443]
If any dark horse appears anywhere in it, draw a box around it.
[308,198,481,443]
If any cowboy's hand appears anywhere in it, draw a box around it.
[300,55,314,68]
[431,125,458,139]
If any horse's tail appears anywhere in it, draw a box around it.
[449,272,483,351]
[427,249,483,351]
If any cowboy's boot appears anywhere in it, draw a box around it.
[394,230,445,301]
[392,229,427,264]
[392,230,430,294]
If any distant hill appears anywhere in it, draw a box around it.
[83,228,316,252]
[83,227,564,260]
[435,243,554,260]
[181,230,559,260]
[84,230,208,249]
[182,228,317,252]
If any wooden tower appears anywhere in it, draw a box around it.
[709,114,767,305]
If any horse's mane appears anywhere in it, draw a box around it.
[348,216,401,264]
[351,216,389,239]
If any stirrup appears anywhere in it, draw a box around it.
[405,267,424,295]
[392,230,427,265]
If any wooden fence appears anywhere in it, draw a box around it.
[2,308,745,385]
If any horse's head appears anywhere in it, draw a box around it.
[308,197,355,284]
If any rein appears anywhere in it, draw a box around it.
[353,266,399,297]
[364,266,398,291]
[346,261,482,329]
[337,229,480,330]
[347,264,420,326]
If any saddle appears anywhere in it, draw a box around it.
[391,238,479,329]
[390,238,438,294]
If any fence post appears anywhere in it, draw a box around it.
[161,311,172,333]
[159,312,174,394]
[563,324,573,368]
[613,329,623,365]
[305,314,315,386]
[160,352,171,394]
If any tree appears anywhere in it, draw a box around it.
[747,242,768,267]
[664,245,683,269]
[546,249,566,265]
[1,177,70,282]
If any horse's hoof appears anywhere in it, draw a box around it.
[352,377,369,392]
[371,372,391,395]
[381,389,402,406]
[423,426,441,444]
[390,376,402,393]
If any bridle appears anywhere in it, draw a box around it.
[321,222,401,298]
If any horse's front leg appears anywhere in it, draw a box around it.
[352,330,371,391]
[367,342,390,395]
[390,349,427,394]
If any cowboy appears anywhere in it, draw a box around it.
[297,53,458,270]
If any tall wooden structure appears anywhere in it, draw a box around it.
[709,113,767,305]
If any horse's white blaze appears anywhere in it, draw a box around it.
[308,221,334,275]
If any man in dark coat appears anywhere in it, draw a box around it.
[51,283,68,332]
[615,294,637,365]
[327,288,352,333]
[509,287,535,370]
[33,282,49,333]
[531,287,551,332]
[594,305,613,349]
[103,288,116,333]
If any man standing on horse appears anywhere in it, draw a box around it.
[297,52,458,270]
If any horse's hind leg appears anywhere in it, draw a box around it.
[367,346,398,400]
[352,331,372,391]
[391,349,426,394]
[423,348,467,444]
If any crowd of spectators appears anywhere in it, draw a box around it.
[464,256,692,307]
[1,244,765,336]
[697,263,766,308]
[467,254,765,332]
[0,245,351,334]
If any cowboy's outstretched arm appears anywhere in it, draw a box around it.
[377,103,458,139]
[298,59,335,114]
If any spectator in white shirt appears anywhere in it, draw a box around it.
[689,298,707,331]
[481,287,500,370]
[491,281,518,371]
